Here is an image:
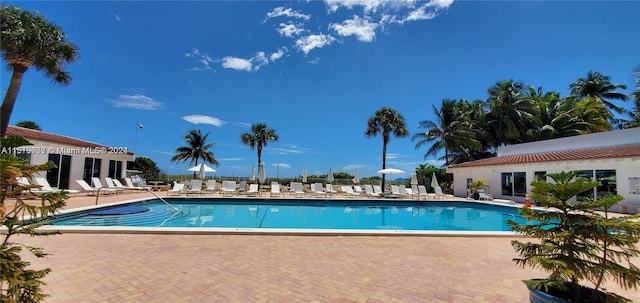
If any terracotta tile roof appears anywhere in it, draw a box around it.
[448,144,640,168]
[6,126,133,155]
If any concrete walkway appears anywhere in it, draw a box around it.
[12,191,640,302]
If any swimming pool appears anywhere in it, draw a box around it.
[49,198,528,234]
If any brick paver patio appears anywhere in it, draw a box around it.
[12,191,640,302]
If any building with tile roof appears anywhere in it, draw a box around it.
[3,126,134,191]
[446,127,640,213]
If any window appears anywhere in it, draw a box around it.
[514,172,527,197]
[596,170,617,199]
[83,157,102,184]
[577,170,595,200]
[534,171,546,181]
[501,173,513,196]
[576,170,617,200]
[501,172,527,197]
[108,160,123,180]
[45,154,72,189]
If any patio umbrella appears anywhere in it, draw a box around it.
[377,168,405,192]
[249,165,255,182]
[410,172,419,186]
[188,163,216,179]
[352,168,360,184]
[431,172,440,189]
[302,168,308,183]
[258,162,266,184]
[327,167,335,183]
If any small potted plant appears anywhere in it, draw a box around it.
[508,171,640,303]
[469,178,489,200]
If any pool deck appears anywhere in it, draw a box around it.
[11,191,640,302]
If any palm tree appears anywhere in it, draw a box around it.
[524,87,588,141]
[15,120,41,130]
[171,130,219,178]
[569,71,628,116]
[240,123,279,169]
[620,66,640,129]
[0,5,79,136]
[486,80,536,147]
[365,107,409,191]
[412,99,481,166]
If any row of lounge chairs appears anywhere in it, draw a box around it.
[165,180,455,200]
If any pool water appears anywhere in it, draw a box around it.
[51,199,528,231]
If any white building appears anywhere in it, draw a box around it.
[5,126,134,191]
[446,127,640,213]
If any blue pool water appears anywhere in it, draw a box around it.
[51,199,527,231]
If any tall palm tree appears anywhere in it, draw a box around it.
[240,123,279,169]
[0,5,79,136]
[365,107,409,191]
[171,130,219,178]
[486,80,536,147]
[569,71,628,116]
[412,99,481,166]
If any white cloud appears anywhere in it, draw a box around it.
[402,0,454,23]
[295,34,336,54]
[343,164,366,170]
[185,48,214,71]
[265,6,311,21]
[330,15,379,42]
[272,163,291,169]
[325,0,386,13]
[108,94,163,110]
[221,48,286,72]
[405,4,437,21]
[182,115,225,127]
[221,56,252,72]
[270,47,287,61]
[427,0,454,9]
[277,22,305,38]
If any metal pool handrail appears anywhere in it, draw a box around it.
[94,187,180,213]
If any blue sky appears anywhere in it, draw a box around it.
[2,0,639,179]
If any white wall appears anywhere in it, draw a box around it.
[448,157,640,213]
[23,139,134,190]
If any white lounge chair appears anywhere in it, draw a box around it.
[76,179,114,195]
[364,184,380,197]
[290,182,305,197]
[246,184,259,196]
[373,185,384,196]
[17,177,49,195]
[104,177,126,193]
[417,185,436,200]
[311,183,325,197]
[91,177,119,194]
[168,183,185,196]
[111,178,133,191]
[326,184,338,195]
[389,185,402,198]
[434,186,455,199]
[354,185,364,195]
[270,183,281,197]
[188,179,203,195]
[33,177,79,195]
[125,177,151,190]
[341,186,360,197]
[205,180,217,193]
[222,181,236,196]
[399,185,414,199]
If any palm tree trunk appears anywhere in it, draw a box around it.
[382,136,388,193]
[1,66,28,137]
